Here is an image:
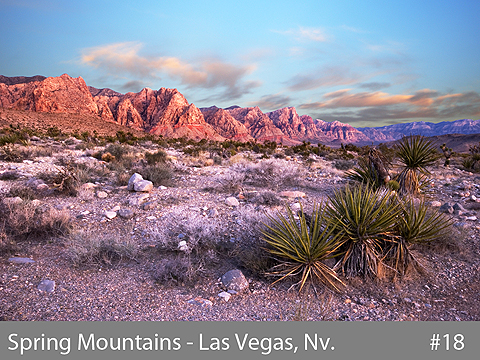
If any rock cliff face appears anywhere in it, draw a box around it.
[0,74,99,116]
[2,74,479,145]
[201,106,253,142]
[315,120,371,143]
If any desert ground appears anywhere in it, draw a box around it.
[0,125,479,321]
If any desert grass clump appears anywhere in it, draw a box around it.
[1,200,72,241]
[235,158,305,190]
[261,204,345,292]
[145,149,167,165]
[65,230,139,267]
[326,185,401,278]
[141,164,174,186]
[396,136,438,195]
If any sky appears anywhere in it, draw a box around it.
[1,0,479,127]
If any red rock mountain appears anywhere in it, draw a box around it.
[200,106,253,142]
[0,73,390,145]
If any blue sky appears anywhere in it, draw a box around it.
[1,0,479,126]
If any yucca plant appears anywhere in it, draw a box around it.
[346,148,390,190]
[326,184,401,278]
[396,136,438,195]
[386,198,454,275]
[261,204,345,292]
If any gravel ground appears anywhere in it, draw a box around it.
[1,142,479,321]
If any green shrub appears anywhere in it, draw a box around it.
[326,185,401,278]
[261,204,345,292]
[145,149,167,165]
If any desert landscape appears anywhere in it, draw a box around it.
[1,84,479,320]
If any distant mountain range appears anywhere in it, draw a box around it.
[1,74,479,145]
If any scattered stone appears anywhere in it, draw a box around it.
[279,191,306,198]
[178,241,188,252]
[110,205,121,212]
[81,183,96,191]
[80,210,90,216]
[129,194,150,206]
[453,203,466,212]
[38,280,55,293]
[345,298,352,304]
[134,180,154,192]
[118,209,135,219]
[146,216,156,220]
[404,297,412,303]
[3,197,23,206]
[158,186,168,190]
[221,269,249,292]
[429,201,442,207]
[466,216,477,221]
[454,222,468,229]
[36,183,49,191]
[96,191,108,199]
[187,297,213,307]
[291,202,302,211]
[142,201,156,210]
[204,159,214,166]
[128,173,144,191]
[105,211,117,220]
[208,208,219,217]
[227,290,238,295]
[471,195,477,202]
[218,291,232,302]
[439,203,454,214]
[225,197,240,207]
[8,257,35,264]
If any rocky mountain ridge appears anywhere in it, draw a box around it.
[1,74,479,145]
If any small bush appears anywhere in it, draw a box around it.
[145,149,167,165]
[1,200,72,241]
[65,230,139,267]
[261,204,345,292]
[141,164,174,186]
[333,159,356,171]
[153,255,206,286]
[101,152,115,162]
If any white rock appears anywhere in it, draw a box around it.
[178,240,188,252]
[128,173,144,191]
[291,202,302,211]
[218,291,232,302]
[134,180,153,192]
[96,191,108,199]
[105,211,117,220]
[158,185,168,190]
[110,205,121,212]
[466,216,477,221]
[429,201,442,207]
[225,197,240,207]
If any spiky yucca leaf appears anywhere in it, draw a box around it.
[385,198,453,276]
[345,158,382,189]
[326,185,401,278]
[261,204,345,292]
[396,136,438,195]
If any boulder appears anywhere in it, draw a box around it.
[134,180,153,192]
[221,269,249,292]
[225,197,240,207]
[128,173,144,191]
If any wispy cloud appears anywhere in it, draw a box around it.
[359,82,391,91]
[80,42,258,101]
[249,93,292,111]
[286,66,363,91]
[300,89,480,125]
[273,26,328,42]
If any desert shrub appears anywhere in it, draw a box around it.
[326,185,401,278]
[396,136,438,195]
[346,148,391,190]
[1,199,72,241]
[261,204,345,292]
[385,198,454,276]
[101,152,115,162]
[145,149,167,165]
[141,164,174,186]
[65,230,139,267]
[233,158,305,190]
[153,255,206,286]
[333,159,356,171]
[50,164,81,196]
[0,171,20,180]
[0,228,16,254]
[215,171,246,194]
[250,191,282,206]
[8,183,39,200]
[0,144,25,162]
